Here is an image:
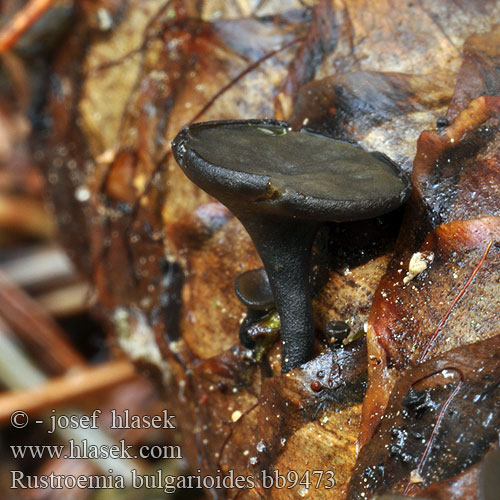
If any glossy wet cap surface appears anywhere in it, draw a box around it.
[172,119,412,221]
[234,268,274,310]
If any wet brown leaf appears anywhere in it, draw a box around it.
[349,336,500,499]
[35,2,500,499]
[360,26,500,447]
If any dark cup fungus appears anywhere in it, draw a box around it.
[172,119,411,372]
[234,268,275,348]
[234,268,274,311]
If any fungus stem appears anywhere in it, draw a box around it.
[239,214,319,372]
[172,119,411,373]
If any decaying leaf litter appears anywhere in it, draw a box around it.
[32,0,500,498]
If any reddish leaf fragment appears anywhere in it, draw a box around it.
[374,217,500,368]
[361,25,500,446]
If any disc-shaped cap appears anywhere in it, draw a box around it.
[234,268,274,310]
[172,119,411,221]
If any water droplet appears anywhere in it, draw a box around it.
[75,186,91,202]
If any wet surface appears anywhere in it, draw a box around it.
[349,336,500,499]
[35,1,500,498]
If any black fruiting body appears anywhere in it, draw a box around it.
[234,268,275,348]
[234,268,274,311]
[172,119,411,372]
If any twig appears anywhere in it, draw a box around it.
[0,359,138,425]
[0,245,76,289]
[0,326,144,479]
[0,318,44,388]
[0,194,55,239]
[36,280,89,317]
[25,378,159,500]
[0,268,86,373]
[0,0,56,53]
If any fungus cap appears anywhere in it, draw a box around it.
[234,268,274,311]
[172,119,412,221]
